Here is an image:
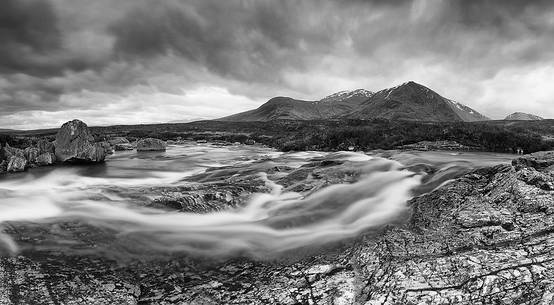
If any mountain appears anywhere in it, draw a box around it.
[347,81,489,122]
[504,112,544,121]
[220,82,489,122]
[219,89,373,121]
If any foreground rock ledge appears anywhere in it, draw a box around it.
[0,151,553,304]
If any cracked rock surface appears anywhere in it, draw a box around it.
[1,151,553,304]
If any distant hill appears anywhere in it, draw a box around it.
[220,82,489,122]
[504,112,544,121]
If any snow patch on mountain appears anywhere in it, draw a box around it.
[320,89,374,103]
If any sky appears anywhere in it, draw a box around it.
[1,0,553,129]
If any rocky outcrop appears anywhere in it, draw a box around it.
[136,138,166,151]
[35,152,56,166]
[6,156,26,172]
[36,139,55,155]
[2,143,24,159]
[23,147,39,163]
[54,119,106,163]
[512,151,554,171]
[351,152,554,304]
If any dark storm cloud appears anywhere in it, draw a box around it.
[1,0,554,127]
[0,0,62,75]
[109,0,348,82]
[106,0,554,84]
[0,0,106,77]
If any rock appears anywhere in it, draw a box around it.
[136,138,166,151]
[114,143,135,151]
[512,151,554,171]
[24,147,39,163]
[36,139,55,154]
[98,141,113,155]
[54,119,106,163]
[2,143,24,159]
[7,156,27,172]
[353,150,554,304]
[108,137,130,145]
[36,152,56,166]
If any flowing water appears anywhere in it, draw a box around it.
[0,143,515,258]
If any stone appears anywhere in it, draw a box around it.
[24,147,39,163]
[2,143,24,159]
[108,137,130,145]
[98,141,113,155]
[136,138,166,151]
[36,152,56,166]
[114,143,135,151]
[512,151,554,171]
[36,139,55,154]
[54,119,106,163]
[6,156,26,172]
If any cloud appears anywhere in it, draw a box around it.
[1,0,554,129]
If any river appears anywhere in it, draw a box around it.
[0,143,515,259]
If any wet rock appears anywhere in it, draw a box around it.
[137,138,166,151]
[517,167,554,190]
[114,143,135,151]
[2,143,24,159]
[24,147,39,163]
[354,151,554,304]
[36,139,55,154]
[36,152,56,166]
[54,119,106,163]
[108,137,130,145]
[512,151,554,171]
[98,141,113,155]
[6,156,26,172]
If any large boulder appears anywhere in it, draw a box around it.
[136,138,166,151]
[54,119,106,163]
[36,152,56,166]
[7,156,26,172]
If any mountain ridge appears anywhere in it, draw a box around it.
[219,81,490,122]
